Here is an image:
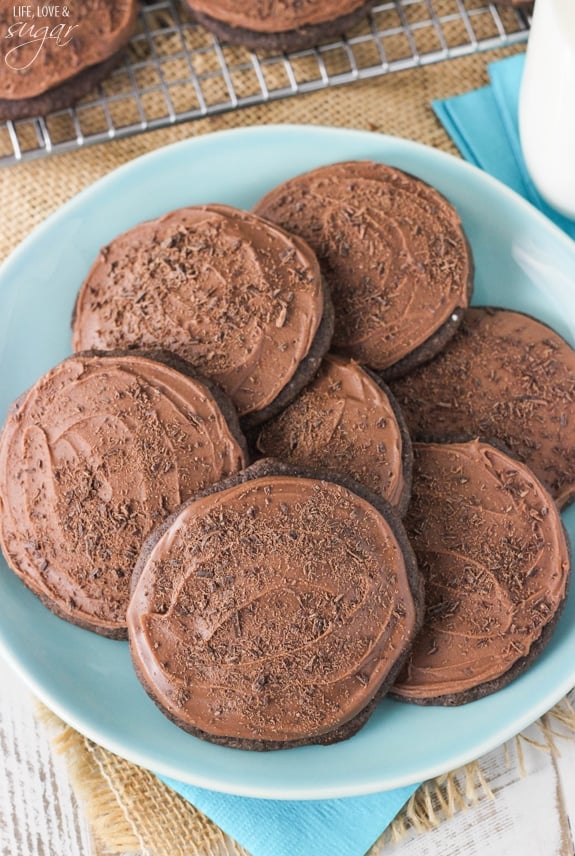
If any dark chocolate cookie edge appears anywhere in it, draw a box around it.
[390,571,570,707]
[254,161,474,379]
[389,305,575,510]
[247,361,413,516]
[0,51,126,122]
[128,457,425,749]
[240,277,335,430]
[184,1,378,52]
[363,366,414,517]
[379,225,475,381]
[390,437,572,706]
[0,348,249,640]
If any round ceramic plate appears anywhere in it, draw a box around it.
[0,126,574,799]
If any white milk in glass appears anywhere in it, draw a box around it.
[519,0,575,219]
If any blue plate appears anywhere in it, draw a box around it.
[0,126,574,799]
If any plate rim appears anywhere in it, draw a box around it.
[2,124,575,275]
[2,629,575,799]
[1,124,574,799]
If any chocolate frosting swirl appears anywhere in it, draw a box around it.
[389,307,575,508]
[0,0,137,100]
[187,0,368,33]
[393,440,570,702]
[128,472,419,744]
[254,161,472,371]
[255,354,410,511]
[0,353,247,636]
[72,204,325,419]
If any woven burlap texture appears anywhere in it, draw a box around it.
[3,37,556,856]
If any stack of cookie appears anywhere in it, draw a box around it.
[0,160,572,751]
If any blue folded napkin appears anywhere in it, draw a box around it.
[160,774,417,856]
[433,53,575,240]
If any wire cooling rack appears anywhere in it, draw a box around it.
[0,0,530,166]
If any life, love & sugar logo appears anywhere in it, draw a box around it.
[3,6,79,70]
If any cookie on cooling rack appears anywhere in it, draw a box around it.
[0,350,247,638]
[127,459,424,749]
[254,354,413,516]
[72,203,334,428]
[0,0,138,121]
[254,160,474,380]
[182,0,377,51]
[389,307,575,509]
[392,439,570,706]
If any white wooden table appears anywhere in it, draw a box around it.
[1,652,574,856]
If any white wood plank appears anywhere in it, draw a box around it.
[383,705,575,856]
[0,657,94,856]
[547,691,575,856]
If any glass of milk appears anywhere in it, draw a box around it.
[519,0,575,220]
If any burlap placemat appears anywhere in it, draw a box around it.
[5,33,573,856]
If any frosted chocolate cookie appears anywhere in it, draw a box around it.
[255,354,412,515]
[127,460,424,749]
[254,161,473,379]
[0,1,138,121]
[183,1,377,51]
[0,351,247,638]
[389,307,575,509]
[392,440,570,706]
[72,204,334,428]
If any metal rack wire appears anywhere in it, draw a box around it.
[0,0,530,166]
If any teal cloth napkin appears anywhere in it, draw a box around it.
[433,53,575,240]
[159,774,417,856]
